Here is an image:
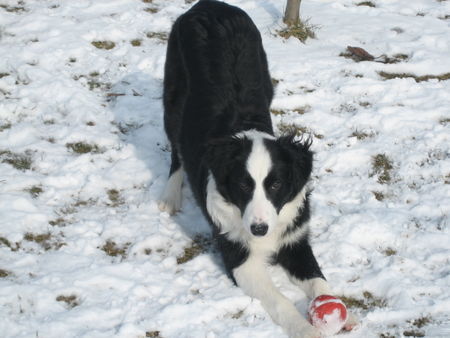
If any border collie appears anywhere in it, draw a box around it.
[159,1,356,337]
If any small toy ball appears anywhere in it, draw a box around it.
[308,295,347,336]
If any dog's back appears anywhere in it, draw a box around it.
[163,0,274,205]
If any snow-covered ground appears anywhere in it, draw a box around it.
[1,0,449,337]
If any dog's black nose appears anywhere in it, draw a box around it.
[250,223,268,236]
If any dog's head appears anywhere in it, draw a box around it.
[206,130,312,239]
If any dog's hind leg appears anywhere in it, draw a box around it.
[158,149,183,215]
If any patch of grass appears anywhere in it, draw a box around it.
[382,247,397,256]
[277,20,317,43]
[144,7,159,14]
[439,117,450,125]
[293,106,311,115]
[231,309,245,319]
[84,73,111,91]
[66,142,103,154]
[271,78,280,87]
[0,237,19,251]
[49,217,68,227]
[100,240,131,259]
[357,1,376,7]
[341,291,387,310]
[372,191,385,201]
[26,185,43,198]
[340,295,368,309]
[24,232,65,251]
[131,39,142,47]
[0,122,12,132]
[403,330,425,337]
[117,122,143,134]
[177,235,211,264]
[350,130,373,140]
[278,122,323,139]
[444,173,450,184]
[270,109,286,116]
[379,334,396,338]
[371,154,394,184]
[0,150,33,171]
[91,41,116,50]
[107,189,124,207]
[378,71,450,82]
[0,4,26,12]
[56,294,80,309]
[0,269,12,278]
[410,316,431,328]
[146,331,161,338]
[278,123,309,136]
[146,32,169,41]
[363,291,388,307]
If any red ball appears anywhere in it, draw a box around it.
[308,295,347,336]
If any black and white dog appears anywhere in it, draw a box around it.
[159,1,356,337]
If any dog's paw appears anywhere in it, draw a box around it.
[343,312,359,331]
[158,197,181,215]
[298,325,323,338]
[287,323,322,338]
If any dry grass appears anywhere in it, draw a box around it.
[26,185,43,198]
[0,150,33,171]
[24,232,65,251]
[357,1,376,7]
[107,189,124,207]
[371,154,394,184]
[277,20,317,43]
[56,294,80,309]
[379,71,450,82]
[66,142,103,154]
[341,291,387,310]
[91,41,116,50]
[100,240,131,259]
[146,32,169,41]
[177,235,211,264]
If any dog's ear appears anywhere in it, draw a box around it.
[276,133,313,182]
[206,136,246,179]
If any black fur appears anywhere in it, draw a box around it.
[163,0,324,283]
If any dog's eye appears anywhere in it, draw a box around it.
[270,181,281,191]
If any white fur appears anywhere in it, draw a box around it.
[158,167,183,215]
[243,134,278,235]
[233,251,321,338]
[203,130,347,337]
[289,277,332,299]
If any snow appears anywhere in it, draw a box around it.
[1,0,449,337]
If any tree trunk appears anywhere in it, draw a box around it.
[284,0,301,26]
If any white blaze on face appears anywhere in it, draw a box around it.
[242,135,278,235]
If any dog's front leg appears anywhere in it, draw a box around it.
[233,253,322,338]
[277,238,359,332]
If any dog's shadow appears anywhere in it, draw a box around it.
[108,72,223,267]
